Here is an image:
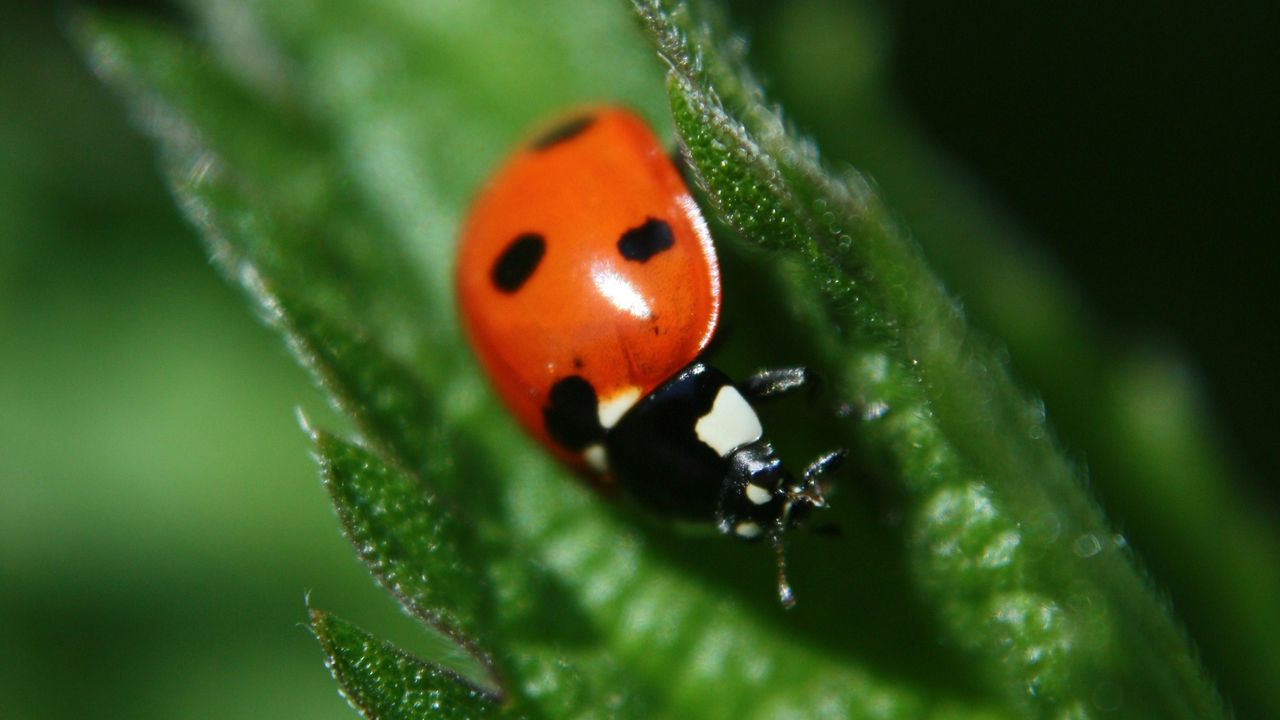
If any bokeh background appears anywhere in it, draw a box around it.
[2,1,1275,718]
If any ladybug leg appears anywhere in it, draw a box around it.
[779,448,844,531]
[803,448,845,488]
[769,524,797,609]
[738,366,813,404]
[713,448,801,609]
[717,441,844,609]
[797,449,844,504]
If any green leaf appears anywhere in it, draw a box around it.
[310,427,497,684]
[76,0,1264,717]
[310,609,499,719]
[726,5,1280,717]
[634,0,1228,718]
[80,3,1005,715]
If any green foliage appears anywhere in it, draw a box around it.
[636,1,1228,716]
[74,0,1272,718]
[747,6,1280,715]
[311,610,498,718]
[311,428,497,686]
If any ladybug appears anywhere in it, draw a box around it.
[457,107,843,607]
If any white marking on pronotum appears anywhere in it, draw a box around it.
[734,521,763,539]
[745,483,772,506]
[597,386,641,429]
[583,444,609,473]
[695,385,763,457]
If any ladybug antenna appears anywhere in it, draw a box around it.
[771,525,797,609]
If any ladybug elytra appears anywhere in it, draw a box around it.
[457,107,842,607]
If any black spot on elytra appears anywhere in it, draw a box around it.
[531,114,596,150]
[491,233,545,293]
[572,356,585,370]
[618,218,675,262]
[543,375,605,451]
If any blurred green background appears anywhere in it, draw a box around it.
[2,1,1275,718]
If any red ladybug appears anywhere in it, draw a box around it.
[457,107,842,607]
